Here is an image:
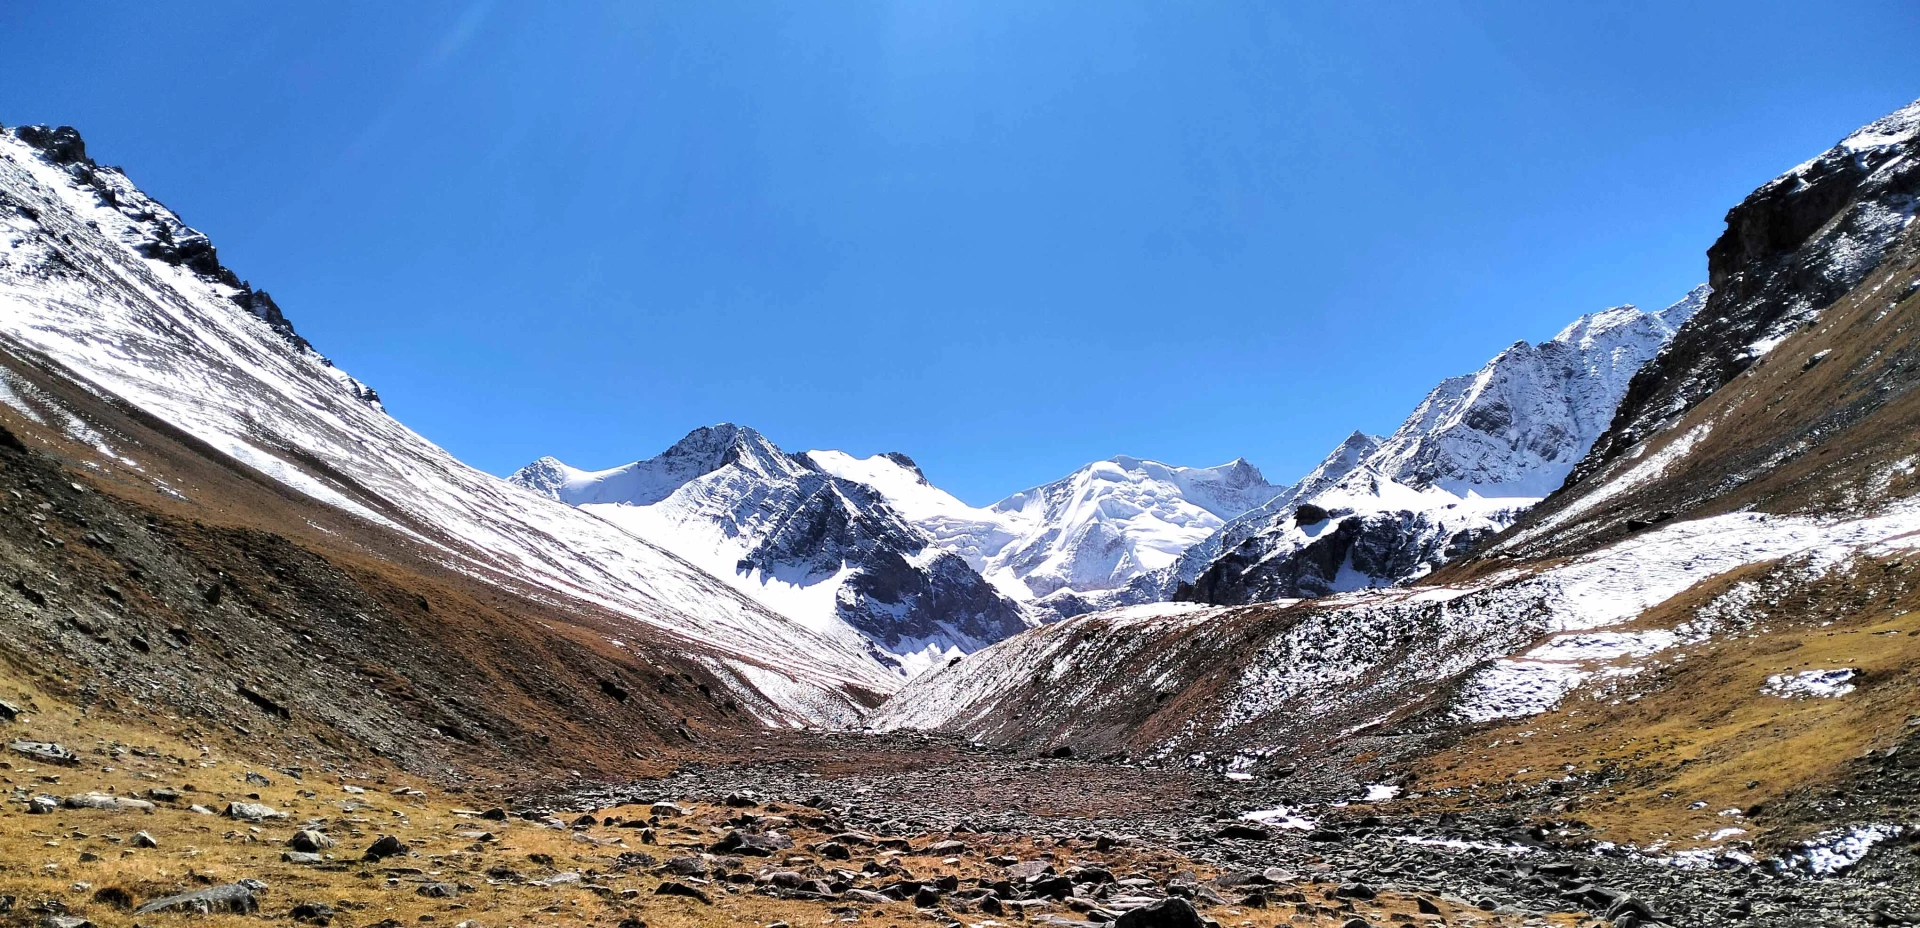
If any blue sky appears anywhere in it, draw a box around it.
[3,3,1917,504]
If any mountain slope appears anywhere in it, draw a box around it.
[510,427,1029,675]
[1179,292,1701,603]
[874,99,1920,857]
[0,123,896,725]
[1507,99,1920,558]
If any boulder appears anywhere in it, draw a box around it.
[288,830,334,852]
[134,880,267,915]
[1112,898,1208,928]
[711,829,793,856]
[224,801,287,821]
[8,740,78,766]
[64,793,154,813]
[364,835,410,860]
[655,881,711,904]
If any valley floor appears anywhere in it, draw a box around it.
[4,650,1916,928]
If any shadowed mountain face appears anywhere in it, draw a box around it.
[1173,291,1702,605]
[511,426,1030,673]
[1506,99,1920,559]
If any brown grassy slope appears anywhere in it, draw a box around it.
[0,344,790,786]
[1464,228,1920,568]
[1412,554,1920,853]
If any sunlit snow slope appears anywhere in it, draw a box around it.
[1178,291,1703,604]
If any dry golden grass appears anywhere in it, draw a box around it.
[1415,556,1920,851]
[0,661,1579,928]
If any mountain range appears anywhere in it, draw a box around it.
[3,96,1919,918]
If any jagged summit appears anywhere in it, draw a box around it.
[1174,289,1701,605]
[513,426,1029,673]
[510,423,808,507]
[3,124,382,408]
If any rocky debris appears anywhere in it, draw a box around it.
[539,729,1920,928]
[224,801,288,821]
[364,835,409,860]
[8,739,78,766]
[133,880,267,915]
[63,792,155,813]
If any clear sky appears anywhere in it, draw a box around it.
[3,3,1917,504]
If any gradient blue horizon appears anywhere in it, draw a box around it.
[2,2,1917,504]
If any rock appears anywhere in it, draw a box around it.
[659,857,707,877]
[282,852,324,865]
[64,793,155,813]
[416,882,459,898]
[290,902,335,925]
[144,788,181,803]
[655,881,711,904]
[365,835,410,860]
[245,771,273,787]
[479,807,508,820]
[1008,860,1056,880]
[1215,823,1269,841]
[1333,883,1377,901]
[224,801,287,821]
[1416,896,1441,915]
[650,802,685,817]
[925,839,968,855]
[289,830,335,852]
[1112,898,1208,928]
[8,740,78,766]
[711,829,794,856]
[41,917,94,928]
[131,831,158,848]
[26,795,59,814]
[1339,919,1372,928]
[134,880,267,915]
[0,698,22,721]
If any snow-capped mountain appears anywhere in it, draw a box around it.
[873,98,1920,778]
[1179,291,1703,603]
[806,450,1287,617]
[510,427,1029,675]
[0,124,898,724]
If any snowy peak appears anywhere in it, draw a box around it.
[516,430,1029,671]
[509,423,808,507]
[1178,290,1700,605]
[1365,289,1703,499]
[978,455,1286,598]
